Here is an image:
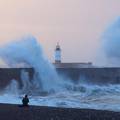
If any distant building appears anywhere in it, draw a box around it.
[53,62,93,68]
[54,43,93,68]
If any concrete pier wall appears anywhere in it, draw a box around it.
[0,68,34,90]
[0,68,120,89]
[57,68,120,84]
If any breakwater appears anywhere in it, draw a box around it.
[57,67,120,84]
[0,68,34,90]
[0,67,120,89]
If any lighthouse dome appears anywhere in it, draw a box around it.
[56,43,61,51]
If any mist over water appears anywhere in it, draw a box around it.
[0,35,120,111]
[102,17,120,66]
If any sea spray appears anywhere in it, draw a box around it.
[0,36,70,94]
[20,70,33,94]
[102,17,120,66]
[4,79,19,95]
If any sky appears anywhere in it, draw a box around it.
[0,0,120,64]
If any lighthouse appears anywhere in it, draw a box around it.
[55,43,61,63]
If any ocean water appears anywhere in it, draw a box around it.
[1,84,120,112]
[0,36,120,112]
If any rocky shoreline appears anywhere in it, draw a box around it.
[0,103,120,120]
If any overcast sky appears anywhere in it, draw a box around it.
[0,0,120,63]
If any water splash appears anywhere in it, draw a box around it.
[102,17,120,66]
[4,79,19,95]
[0,36,69,94]
[1,83,120,111]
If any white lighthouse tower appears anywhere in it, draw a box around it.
[55,43,61,63]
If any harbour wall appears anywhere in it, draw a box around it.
[57,68,120,84]
[0,68,120,89]
[0,68,34,90]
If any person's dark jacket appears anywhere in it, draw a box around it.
[22,97,29,106]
